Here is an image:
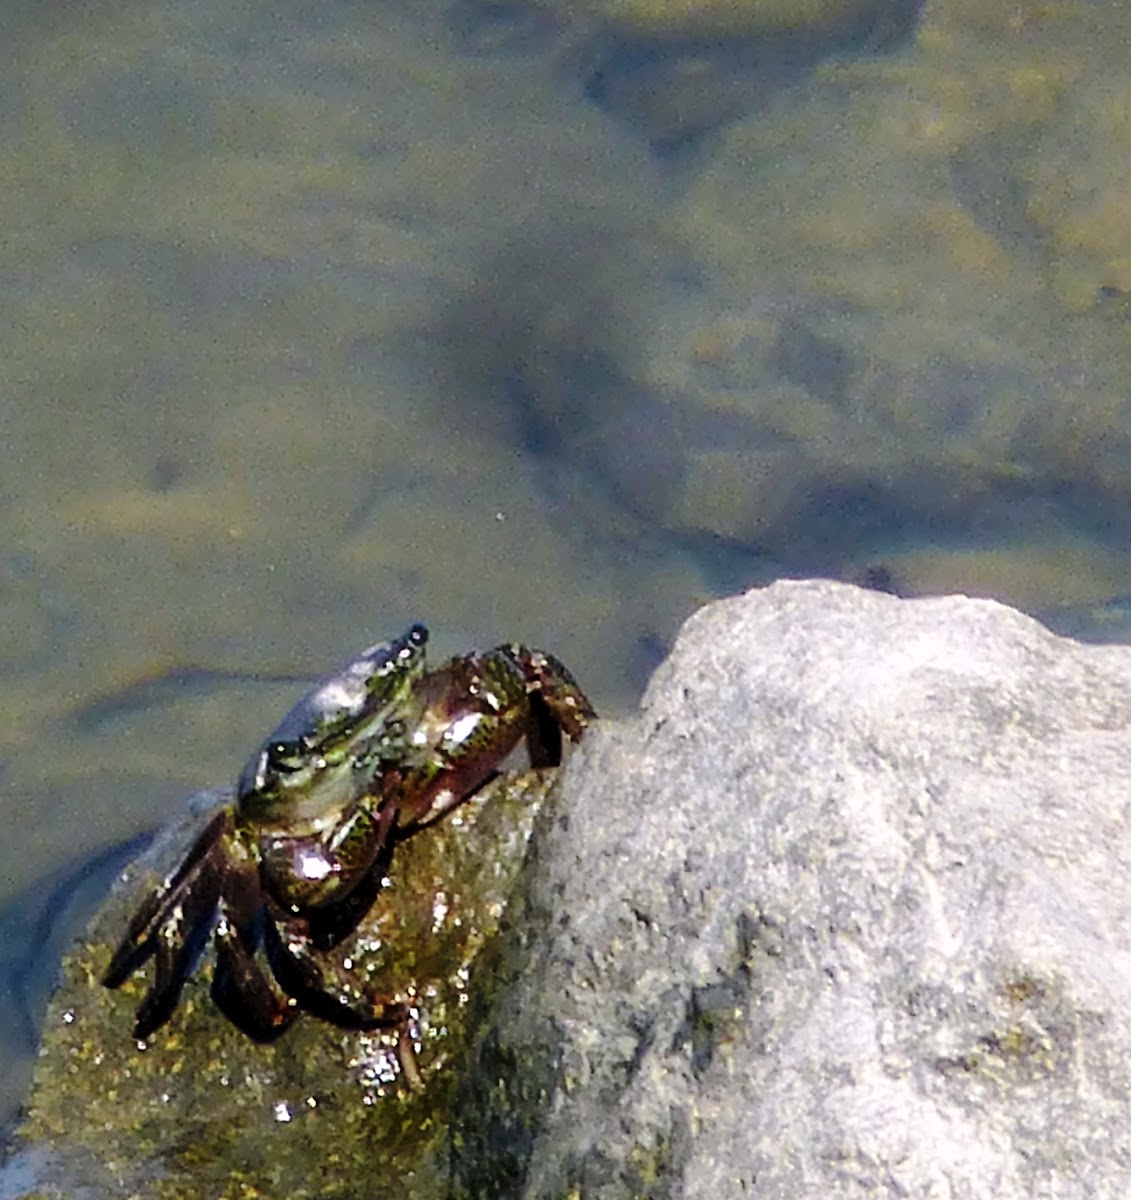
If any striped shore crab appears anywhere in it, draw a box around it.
[101,624,594,1068]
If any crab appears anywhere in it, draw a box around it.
[101,623,594,1060]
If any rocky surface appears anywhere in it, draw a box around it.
[8,578,1131,1197]
[450,578,1131,1197]
[4,773,560,1199]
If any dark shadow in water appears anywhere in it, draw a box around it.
[397,215,663,510]
[574,0,927,156]
[786,474,1131,564]
[444,0,569,57]
[1041,594,1131,645]
[68,666,312,734]
[444,0,925,156]
[419,214,1131,634]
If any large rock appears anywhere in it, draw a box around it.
[451,578,1131,1198]
[8,579,1131,1196]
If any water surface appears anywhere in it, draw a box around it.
[4,0,1131,1140]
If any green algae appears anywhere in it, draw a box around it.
[13,769,559,1198]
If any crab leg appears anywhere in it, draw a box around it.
[505,645,595,762]
[388,644,596,836]
[102,807,230,990]
[130,852,224,1039]
[210,911,297,1041]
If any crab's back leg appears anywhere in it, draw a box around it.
[130,854,224,1039]
[211,911,298,1042]
[262,914,414,1048]
[102,807,230,990]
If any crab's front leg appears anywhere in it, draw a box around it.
[503,644,595,765]
[389,644,596,835]
[204,795,401,1042]
[207,839,302,1042]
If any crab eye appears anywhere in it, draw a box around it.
[266,739,306,774]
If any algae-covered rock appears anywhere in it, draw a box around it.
[5,770,561,1198]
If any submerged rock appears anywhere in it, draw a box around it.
[9,578,1131,1197]
[564,0,901,38]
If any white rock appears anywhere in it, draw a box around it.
[455,578,1131,1200]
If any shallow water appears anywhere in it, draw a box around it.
[4,0,1131,1144]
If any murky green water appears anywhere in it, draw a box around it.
[4,0,1131,1146]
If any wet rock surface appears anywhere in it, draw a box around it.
[12,578,1131,1197]
[5,772,559,1198]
